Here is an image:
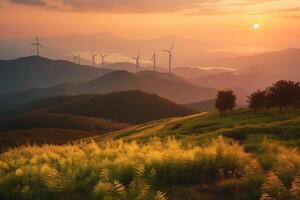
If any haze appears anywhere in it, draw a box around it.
[1,0,300,54]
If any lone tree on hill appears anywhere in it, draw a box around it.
[267,80,300,113]
[248,90,267,112]
[215,90,236,116]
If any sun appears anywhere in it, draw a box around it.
[252,23,260,30]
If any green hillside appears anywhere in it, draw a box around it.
[86,109,300,147]
[1,109,300,200]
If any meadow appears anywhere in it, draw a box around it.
[1,109,300,200]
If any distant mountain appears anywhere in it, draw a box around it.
[0,56,112,94]
[192,72,284,93]
[172,67,231,79]
[0,70,217,112]
[185,99,216,112]
[195,49,300,78]
[106,62,137,72]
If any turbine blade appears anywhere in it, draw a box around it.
[170,44,175,51]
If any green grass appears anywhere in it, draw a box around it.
[95,109,300,149]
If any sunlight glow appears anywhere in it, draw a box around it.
[253,23,261,30]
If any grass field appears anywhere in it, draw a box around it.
[1,109,300,200]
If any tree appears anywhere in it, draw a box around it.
[267,80,300,113]
[215,90,236,116]
[248,90,267,112]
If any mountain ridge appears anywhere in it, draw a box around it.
[0,69,218,112]
[0,56,112,94]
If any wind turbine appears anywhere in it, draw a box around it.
[72,55,77,64]
[100,54,107,68]
[78,54,81,65]
[162,44,175,73]
[91,52,98,67]
[151,53,157,71]
[132,52,141,73]
[30,36,43,56]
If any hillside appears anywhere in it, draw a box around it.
[0,113,129,149]
[34,91,195,124]
[0,70,217,112]
[88,109,300,145]
[0,90,195,124]
[0,56,112,94]
[0,90,195,148]
[0,113,129,133]
[2,110,300,199]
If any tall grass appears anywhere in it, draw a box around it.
[0,137,254,200]
[2,136,300,199]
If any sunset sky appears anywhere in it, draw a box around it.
[0,0,300,52]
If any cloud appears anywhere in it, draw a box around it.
[11,0,45,6]
[257,6,300,18]
[185,7,243,16]
[9,0,202,12]
[282,15,300,19]
[265,7,300,13]
[8,0,285,13]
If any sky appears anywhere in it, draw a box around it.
[0,0,300,53]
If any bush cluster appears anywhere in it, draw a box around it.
[248,80,300,113]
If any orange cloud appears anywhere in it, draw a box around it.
[8,0,281,13]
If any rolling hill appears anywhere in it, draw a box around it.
[0,56,112,94]
[1,90,196,125]
[0,113,129,133]
[85,109,300,147]
[0,113,129,149]
[0,70,217,112]
[0,90,195,147]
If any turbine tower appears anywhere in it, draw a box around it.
[91,52,98,67]
[151,53,157,71]
[31,36,43,56]
[132,52,141,73]
[78,54,81,65]
[100,54,107,68]
[162,44,175,73]
[72,55,77,64]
